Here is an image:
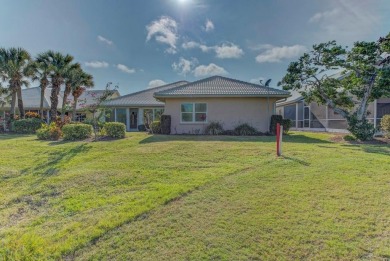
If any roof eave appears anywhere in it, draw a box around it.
[154,94,290,99]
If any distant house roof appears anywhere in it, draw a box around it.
[154,76,290,99]
[0,87,119,111]
[103,81,189,107]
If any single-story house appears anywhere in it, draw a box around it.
[102,81,188,131]
[276,90,390,132]
[154,76,290,134]
[0,87,119,128]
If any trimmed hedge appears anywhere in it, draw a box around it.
[160,115,171,134]
[13,118,43,134]
[104,122,126,138]
[380,114,390,138]
[151,121,161,134]
[62,123,92,141]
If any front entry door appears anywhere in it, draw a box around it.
[129,109,138,129]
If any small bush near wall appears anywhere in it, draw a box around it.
[151,121,161,134]
[13,118,43,134]
[138,124,146,132]
[282,119,292,134]
[381,115,390,138]
[62,124,93,141]
[160,115,171,135]
[204,121,224,135]
[104,122,126,139]
[234,123,259,136]
[25,112,40,119]
[270,115,283,134]
[36,123,62,141]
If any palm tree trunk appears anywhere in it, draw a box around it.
[72,96,78,121]
[40,86,45,120]
[61,84,71,121]
[10,90,16,120]
[50,84,60,122]
[16,85,24,119]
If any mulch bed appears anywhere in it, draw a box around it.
[330,134,390,145]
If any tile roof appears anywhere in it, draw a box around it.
[0,87,52,109]
[103,81,189,107]
[154,76,290,98]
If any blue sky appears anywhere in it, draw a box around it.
[1,0,389,95]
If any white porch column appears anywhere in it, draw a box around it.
[138,108,144,125]
[126,108,130,131]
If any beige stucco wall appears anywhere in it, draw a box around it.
[163,97,279,134]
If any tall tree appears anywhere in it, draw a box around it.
[29,55,52,120]
[279,33,390,140]
[70,71,94,121]
[0,47,32,119]
[61,63,81,120]
[39,51,74,122]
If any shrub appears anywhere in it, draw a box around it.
[138,124,146,132]
[151,121,161,134]
[54,116,71,128]
[13,118,43,134]
[62,123,92,141]
[380,115,390,138]
[204,121,224,135]
[221,130,235,136]
[343,134,357,141]
[25,112,40,119]
[270,115,283,134]
[282,119,292,134]
[234,123,259,136]
[160,115,171,135]
[104,122,126,139]
[347,115,375,141]
[36,123,62,141]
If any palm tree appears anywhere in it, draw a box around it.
[70,71,94,121]
[61,63,81,120]
[0,47,32,119]
[29,55,52,120]
[39,51,74,122]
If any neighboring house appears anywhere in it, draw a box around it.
[103,81,188,131]
[0,87,119,124]
[276,91,390,132]
[154,76,290,134]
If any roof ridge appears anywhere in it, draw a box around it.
[107,81,189,102]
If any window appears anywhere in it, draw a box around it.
[181,103,207,123]
[75,113,87,122]
[116,108,127,125]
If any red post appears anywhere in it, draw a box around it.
[276,123,281,156]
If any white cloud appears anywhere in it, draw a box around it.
[146,16,178,54]
[172,57,198,76]
[215,43,244,59]
[193,63,228,77]
[308,0,380,43]
[182,41,243,59]
[84,61,109,68]
[255,45,307,63]
[148,79,167,88]
[203,19,214,32]
[97,35,113,45]
[117,64,135,74]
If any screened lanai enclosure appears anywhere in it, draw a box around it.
[276,96,390,132]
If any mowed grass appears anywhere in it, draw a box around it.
[0,132,389,260]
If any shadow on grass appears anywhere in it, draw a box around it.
[341,144,390,156]
[0,134,32,140]
[281,155,311,166]
[139,134,332,144]
[22,143,91,176]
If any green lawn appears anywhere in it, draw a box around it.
[0,132,389,260]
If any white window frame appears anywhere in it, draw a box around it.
[180,103,208,124]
